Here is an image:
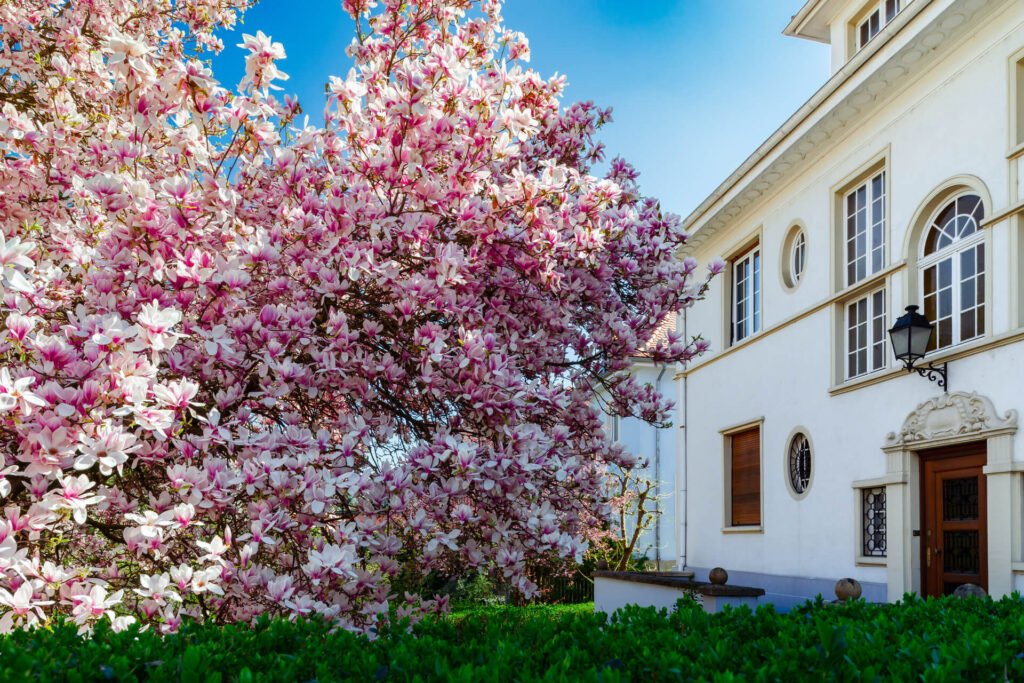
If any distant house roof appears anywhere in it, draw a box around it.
[634,312,677,360]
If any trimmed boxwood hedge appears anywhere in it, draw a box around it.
[4,595,1024,681]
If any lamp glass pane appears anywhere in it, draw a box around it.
[889,326,910,359]
[910,325,933,358]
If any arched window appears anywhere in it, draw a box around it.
[920,193,985,351]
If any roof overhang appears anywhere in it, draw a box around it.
[783,0,842,44]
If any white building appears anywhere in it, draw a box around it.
[611,318,679,569]
[627,0,1024,607]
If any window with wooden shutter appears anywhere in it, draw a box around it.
[730,427,761,526]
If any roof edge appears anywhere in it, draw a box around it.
[783,0,831,42]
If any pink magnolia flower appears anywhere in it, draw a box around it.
[0,583,52,632]
[76,425,138,475]
[0,368,46,416]
[237,31,289,92]
[0,233,35,295]
[44,474,105,524]
[68,585,123,629]
[134,573,181,605]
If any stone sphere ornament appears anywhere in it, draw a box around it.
[835,578,862,602]
[708,567,728,585]
[953,583,987,599]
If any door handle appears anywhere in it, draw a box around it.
[927,547,931,568]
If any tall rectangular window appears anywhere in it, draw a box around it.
[731,246,760,344]
[845,171,886,285]
[846,288,887,379]
[729,427,761,527]
[922,241,985,350]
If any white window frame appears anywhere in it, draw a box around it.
[845,286,888,380]
[919,194,986,351]
[844,171,886,286]
[856,0,905,50]
[791,231,806,284]
[731,246,761,344]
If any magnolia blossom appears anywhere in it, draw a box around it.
[44,475,105,524]
[68,585,123,631]
[0,368,45,415]
[135,573,181,605]
[0,234,35,295]
[76,425,138,475]
[0,583,51,632]
[0,0,713,634]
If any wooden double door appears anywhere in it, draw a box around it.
[920,443,987,597]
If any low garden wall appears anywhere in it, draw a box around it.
[593,570,765,614]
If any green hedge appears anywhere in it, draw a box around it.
[5,596,1024,681]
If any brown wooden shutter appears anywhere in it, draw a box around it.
[731,427,761,526]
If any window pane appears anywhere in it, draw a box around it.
[939,318,953,348]
[939,258,952,287]
[961,309,976,340]
[961,279,975,309]
[939,287,952,318]
[885,0,899,22]
[960,249,975,278]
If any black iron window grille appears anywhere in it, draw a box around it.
[788,433,812,495]
[862,487,887,557]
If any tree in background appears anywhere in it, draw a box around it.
[594,463,665,572]
[0,0,715,633]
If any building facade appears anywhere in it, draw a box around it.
[644,0,1024,607]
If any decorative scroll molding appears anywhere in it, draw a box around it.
[885,391,1018,448]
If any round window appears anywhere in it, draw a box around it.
[787,432,812,496]
[781,225,807,290]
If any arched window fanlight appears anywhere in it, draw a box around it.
[920,193,985,351]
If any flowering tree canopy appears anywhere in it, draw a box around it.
[0,0,714,633]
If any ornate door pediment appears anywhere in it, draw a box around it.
[885,391,1018,450]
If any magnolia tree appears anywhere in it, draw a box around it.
[0,0,716,633]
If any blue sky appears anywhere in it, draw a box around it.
[212,1,828,218]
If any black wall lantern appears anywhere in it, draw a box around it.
[888,305,948,391]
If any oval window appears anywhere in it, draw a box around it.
[782,225,807,290]
[787,432,812,497]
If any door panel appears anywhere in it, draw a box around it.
[920,444,986,597]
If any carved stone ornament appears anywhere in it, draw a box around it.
[885,391,1018,448]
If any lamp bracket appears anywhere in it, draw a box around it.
[904,361,948,392]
